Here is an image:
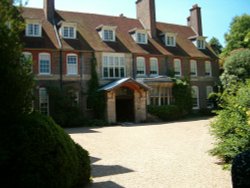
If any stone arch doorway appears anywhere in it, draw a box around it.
[115,87,134,122]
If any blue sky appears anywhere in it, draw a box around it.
[24,0,250,46]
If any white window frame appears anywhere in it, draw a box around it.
[102,53,126,79]
[98,26,117,42]
[174,58,182,77]
[190,60,197,77]
[149,86,172,106]
[196,37,206,49]
[60,22,77,39]
[206,86,213,108]
[165,33,177,47]
[39,53,51,75]
[205,61,212,76]
[136,57,146,77]
[136,30,148,44]
[39,87,49,115]
[67,54,78,75]
[192,86,199,109]
[150,57,158,76]
[25,21,42,37]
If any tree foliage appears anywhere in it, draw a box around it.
[87,54,106,119]
[220,49,250,86]
[172,79,193,116]
[0,0,34,123]
[222,14,250,56]
[209,37,223,55]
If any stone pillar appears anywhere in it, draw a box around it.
[134,89,147,123]
[106,91,116,123]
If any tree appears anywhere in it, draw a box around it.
[220,49,250,87]
[87,54,106,119]
[0,0,34,123]
[209,37,223,55]
[222,14,250,56]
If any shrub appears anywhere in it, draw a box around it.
[210,81,250,167]
[172,79,193,116]
[147,105,182,121]
[0,113,91,188]
[232,150,250,188]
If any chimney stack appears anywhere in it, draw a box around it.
[136,0,156,38]
[44,0,55,23]
[187,4,203,36]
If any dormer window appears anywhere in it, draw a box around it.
[25,20,41,37]
[164,32,177,47]
[196,37,206,49]
[97,25,117,42]
[129,28,148,44]
[60,22,77,39]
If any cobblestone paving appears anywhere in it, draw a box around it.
[67,118,232,188]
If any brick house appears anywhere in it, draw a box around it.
[20,0,219,123]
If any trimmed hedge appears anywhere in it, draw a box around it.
[147,105,182,121]
[0,113,91,188]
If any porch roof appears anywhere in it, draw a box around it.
[99,77,150,91]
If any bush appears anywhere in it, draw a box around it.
[147,105,182,121]
[209,81,250,167]
[0,113,91,188]
[232,150,250,188]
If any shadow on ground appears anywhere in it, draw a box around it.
[92,164,134,178]
[86,181,125,188]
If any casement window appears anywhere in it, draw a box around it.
[103,29,115,41]
[39,87,49,115]
[136,57,146,76]
[150,58,158,76]
[192,86,199,109]
[102,53,125,78]
[197,39,205,49]
[136,31,148,44]
[62,26,76,39]
[190,60,197,76]
[39,53,51,75]
[150,86,172,106]
[26,23,41,37]
[22,52,33,72]
[97,25,117,42]
[67,54,78,75]
[174,59,182,76]
[206,86,213,108]
[60,22,77,39]
[164,33,177,47]
[205,61,212,76]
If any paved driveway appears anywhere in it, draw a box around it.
[67,118,232,188]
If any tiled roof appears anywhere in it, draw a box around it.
[21,8,59,49]
[20,8,217,59]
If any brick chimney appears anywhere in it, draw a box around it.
[44,0,55,23]
[136,0,156,38]
[187,4,203,36]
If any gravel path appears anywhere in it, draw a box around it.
[67,118,232,188]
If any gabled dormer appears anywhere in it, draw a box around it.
[59,22,77,39]
[161,32,177,47]
[188,35,207,49]
[129,28,148,44]
[96,25,117,42]
[25,19,42,37]
[196,36,206,49]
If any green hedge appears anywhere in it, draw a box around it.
[0,113,91,188]
[147,105,182,121]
